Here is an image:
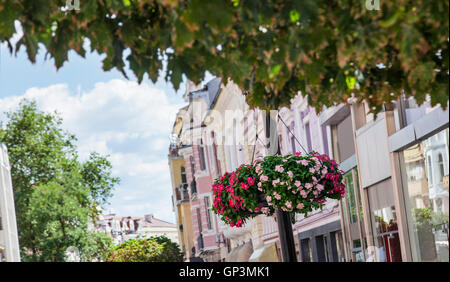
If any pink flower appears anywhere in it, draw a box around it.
[305,183,313,189]
[261,207,270,214]
[295,152,301,156]
[285,201,292,209]
[309,167,316,174]
[294,180,301,187]
[275,165,284,173]
[274,193,281,200]
[272,178,280,186]
[287,171,294,179]
[240,183,249,190]
[316,184,324,191]
[255,165,262,175]
[300,190,308,198]
[260,175,269,182]
[296,203,304,209]
[300,159,309,166]
[248,177,255,185]
[266,196,272,202]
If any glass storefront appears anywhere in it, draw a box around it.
[402,128,449,262]
[367,179,403,262]
[341,168,366,261]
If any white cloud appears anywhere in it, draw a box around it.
[0,79,186,223]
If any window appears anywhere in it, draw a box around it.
[205,197,213,230]
[427,155,433,185]
[211,132,221,176]
[367,179,402,262]
[305,122,312,152]
[190,156,196,175]
[334,231,346,262]
[196,208,202,232]
[199,139,207,171]
[300,238,312,262]
[291,135,296,154]
[344,171,358,223]
[181,166,187,184]
[437,153,444,184]
[402,128,449,262]
[315,235,329,262]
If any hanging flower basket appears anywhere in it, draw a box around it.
[212,164,274,227]
[256,152,345,220]
[212,152,346,228]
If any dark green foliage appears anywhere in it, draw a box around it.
[106,236,184,262]
[0,0,447,113]
[0,100,118,261]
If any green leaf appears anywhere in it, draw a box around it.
[289,10,300,23]
[345,76,357,90]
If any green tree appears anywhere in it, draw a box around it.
[0,0,448,112]
[0,100,119,261]
[106,236,184,262]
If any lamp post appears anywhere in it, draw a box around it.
[265,112,298,262]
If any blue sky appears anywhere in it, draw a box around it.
[0,34,210,223]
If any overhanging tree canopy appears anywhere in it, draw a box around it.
[0,0,448,112]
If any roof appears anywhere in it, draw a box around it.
[99,214,176,228]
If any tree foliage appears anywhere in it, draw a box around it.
[0,0,448,112]
[0,100,119,261]
[106,236,184,262]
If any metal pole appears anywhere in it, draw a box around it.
[266,112,298,262]
[276,210,297,262]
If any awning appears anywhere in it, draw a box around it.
[225,242,254,262]
[249,243,280,262]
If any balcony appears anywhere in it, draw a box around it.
[175,184,190,205]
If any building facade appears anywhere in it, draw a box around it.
[97,214,178,245]
[169,112,195,260]
[318,97,449,262]
[174,78,225,261]
[168,77,449,262]
[0,143,20,262]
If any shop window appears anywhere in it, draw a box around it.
[367,179,403,262]
[300,238,312,262]
[402,128,449,262]
[334,231,346,262]
[352,239,364,262]
[315,235,329,262]
[344,171,358,223]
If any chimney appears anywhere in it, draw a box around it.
[144,214,154,223]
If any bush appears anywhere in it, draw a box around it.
[105,236,183,262]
